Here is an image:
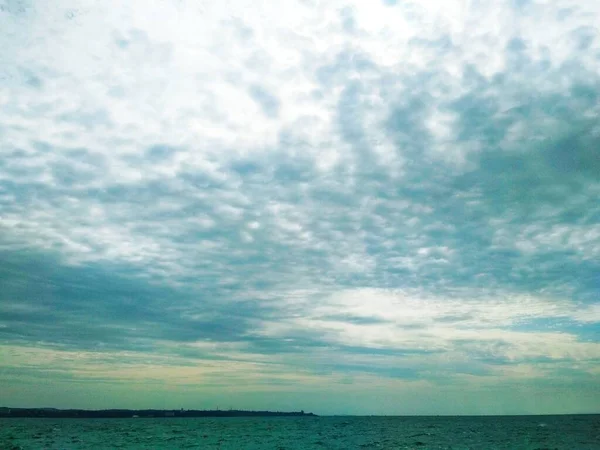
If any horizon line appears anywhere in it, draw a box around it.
[2,407,598,417]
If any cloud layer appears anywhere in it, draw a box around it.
[1,0,599,414]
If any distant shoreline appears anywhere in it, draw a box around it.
[1,408,597,418]
[0,407,317,418]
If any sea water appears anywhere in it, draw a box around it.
[1,415,598,449]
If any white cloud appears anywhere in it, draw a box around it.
[1,0,599,405]
[248,287,600,381]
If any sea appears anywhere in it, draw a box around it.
[1,415,599,449]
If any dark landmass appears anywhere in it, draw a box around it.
[0,407,316,418]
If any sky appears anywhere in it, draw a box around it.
[0,0,599,416]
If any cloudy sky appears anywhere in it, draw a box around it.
[1,0,599,415]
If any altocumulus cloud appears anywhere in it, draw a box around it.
[0,0,599,415]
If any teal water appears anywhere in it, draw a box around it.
[1,415,598,449]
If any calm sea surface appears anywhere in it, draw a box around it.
[1,415,598,449]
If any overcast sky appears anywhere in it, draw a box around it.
[1,0,599,415]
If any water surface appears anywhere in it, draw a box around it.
[1,415,598,449]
